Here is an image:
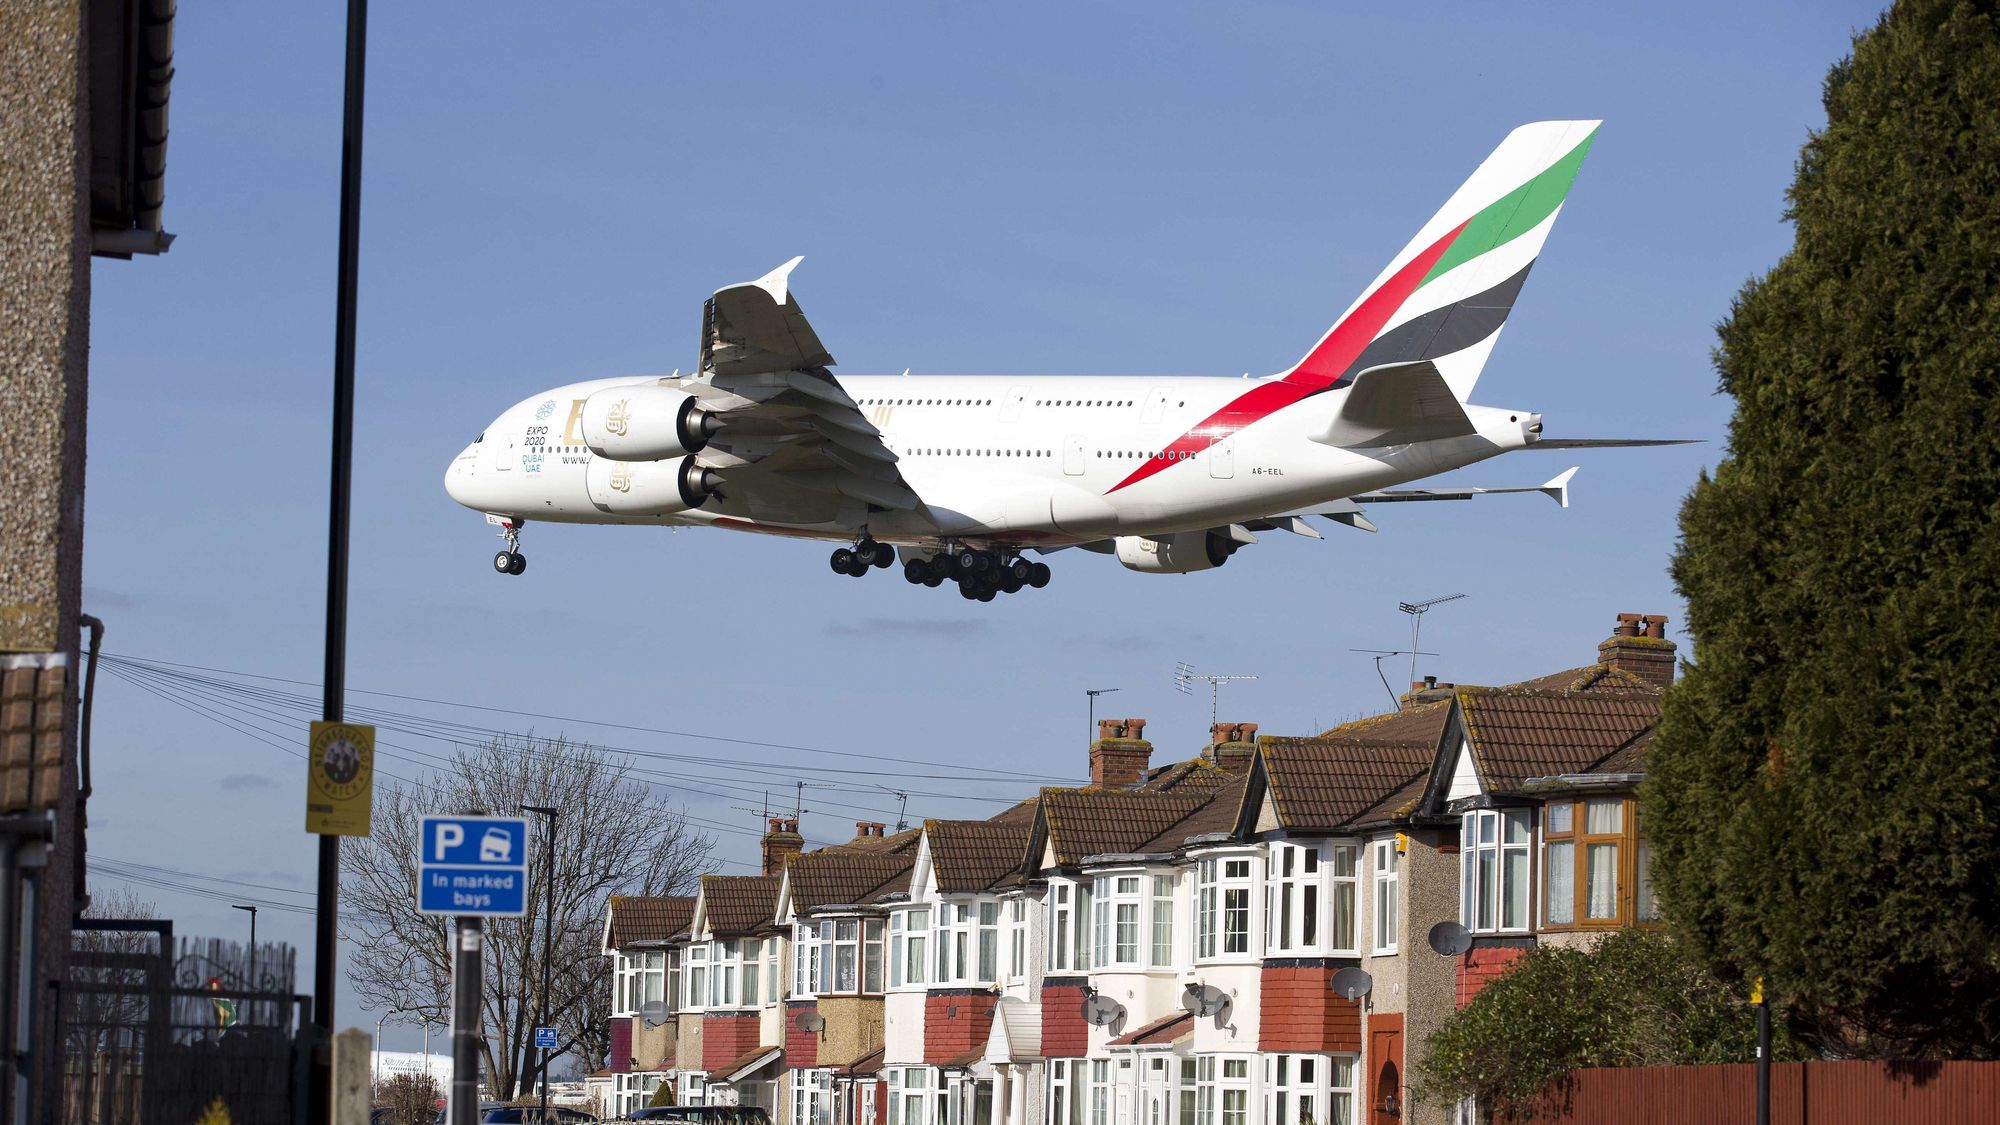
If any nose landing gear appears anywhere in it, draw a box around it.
[493,519,526,576]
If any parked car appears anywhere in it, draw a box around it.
[620,1108,770,1125]
[480,1108,598,1123]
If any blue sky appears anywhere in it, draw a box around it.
[81,1,1883,1045]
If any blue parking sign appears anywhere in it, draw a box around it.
[417,815,529,916]
[535,1026,558,1050]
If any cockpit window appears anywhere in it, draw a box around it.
[475,432,484,443]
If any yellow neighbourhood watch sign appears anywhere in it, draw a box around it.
[305,721,374,836]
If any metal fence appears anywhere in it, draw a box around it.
[1521,1060,2000,1125]
[61,921,307,1125]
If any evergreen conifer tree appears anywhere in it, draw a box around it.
[1647,0,2000,1056]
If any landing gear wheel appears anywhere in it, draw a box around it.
[871,545,895,569]
[959,582,981,601]
[494,551,516,574]
[508,553,527,575]
[830,547,857,575]
[924,571,946,588]
[1027,561,1051,588]
[1004,558,1032,584]
[955,551,982,576]
[904,559,929,584]
[998,572,1024,594]
[976,586,996,602]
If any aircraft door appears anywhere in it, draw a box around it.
[1000,385,1030,422]
[1208,437,1235,479]
[1141,386,1171,424]
[1063,434,1086,476]
[491,430,518,471]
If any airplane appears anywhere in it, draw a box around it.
[445,119,1687,600]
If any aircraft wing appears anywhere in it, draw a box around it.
[680,259,922,515]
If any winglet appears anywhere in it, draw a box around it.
[1540,466,1579,508]
[748,256,805,304]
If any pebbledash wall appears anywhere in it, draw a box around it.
[602,615,1677,1125]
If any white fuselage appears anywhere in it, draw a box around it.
[444,373,1535,548]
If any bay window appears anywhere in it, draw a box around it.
[1048,1060,1081,1125]
[1266,842,1360,955]
[793,923,820,999]
[709,940,739,1007]
[865,918,886,991]
[888,1067,932,1125]
[742,938,763,1006]
[890,908,929,988]
[1541,796,1657,928]
[1091,875,1144,967]
[824,919,861,992]
[1460,809,1533,933]
[686,944,708,1011]
[1006,898,1028,983]
[1263,1054,1355,1125]
[1370,840,1400,954]
[667,949,681,1015]
[1049,882,1092,972]
[1194,1057,1251,1125]
[1151,875,1175,965]
[1196,856,1256,960]
[793,1069,833,1125]
[977,902,1000,981]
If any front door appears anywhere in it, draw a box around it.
[1064,434,1086,476]
[491,430,518,471]
[1000,385,1030,422]
[1369,1012,1404,1123]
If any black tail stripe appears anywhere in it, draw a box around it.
[1332,262,1536,386]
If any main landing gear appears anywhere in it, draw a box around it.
[829,538,896,578]
[829,538,1050,599]
[493,520,527,576]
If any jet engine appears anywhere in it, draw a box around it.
[584,454,720,515]
[1114,531,1240,574]
[581,384,719,461]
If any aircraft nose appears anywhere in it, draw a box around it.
[444,449,473,507]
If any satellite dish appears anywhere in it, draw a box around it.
[1330,968,1374,1002]
[1179,982,1229,1018]
[1427,921,1474,957]
[795,1011,826,1034]
[1080,993,1125,1027]
[639,1001,672,1027]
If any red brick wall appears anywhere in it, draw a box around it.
[923,989,998,1065]
[609,1017,633,1073]
[702,1010,763,1073]
[786,1000,820,1068]
[1456,944,1528,1008]
[1258,961,1363,1053]
[1040,978,1088,1058]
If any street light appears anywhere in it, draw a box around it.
[232,904,258,1022]
[376,1007,407,1090]
[521,803,558,1122]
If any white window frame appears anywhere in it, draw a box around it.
[821,918,863,994]
[1460,808,1534,934]
[1261,1053,1355,1125]
[890,907,930,990]
[1266,843,1321,954]
[1005,898,1028,984]
[1370,840,1400,955]
[793,1068,833,1125]
[685,943,709,1012]
[888,1066,933,1125]
[1194,1056,1253,1125]
[1194,854,1259,963]
[1091,874,1146,968]
[1049,882,1076,972]
[792,922,820,1000]
[1150,874,1176,968]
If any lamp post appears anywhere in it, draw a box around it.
[521,803,558,1121]
[231,903,258,1023]
[375,1008,403,1091]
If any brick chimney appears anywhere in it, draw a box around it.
[1597,613,1676,689]
[851,821,887,841]
[761,817,804,875]
[1403,676,1456,706]
[1205,722,1259,772]
[1090,718,1153,789]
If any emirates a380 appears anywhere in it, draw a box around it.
[446,120,1682,600]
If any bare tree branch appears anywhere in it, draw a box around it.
[342,733,712,1098]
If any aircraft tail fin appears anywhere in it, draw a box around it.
[1281,119,1601,401]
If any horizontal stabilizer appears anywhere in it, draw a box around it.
[1353,466,1579,508]
[1318,360,1476,448]
[1522,438,1699,449]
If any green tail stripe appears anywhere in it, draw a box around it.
[1421,126,1599,286]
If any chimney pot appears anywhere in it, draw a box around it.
[1205,721,1258,771]
[1089,718,1153,788]
[1598,613,1677,688]
[1424,675,1438,689]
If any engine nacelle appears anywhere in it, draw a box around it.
[580,384,717,461]
[1114,531,1238,574]
[584,454,718,515]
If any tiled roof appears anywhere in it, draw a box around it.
[787,848,915,912]
[986,798,1043,826]
[1109,1011,1192,1047]
[715,1045,783,1082]
[699,875,781,937]
[607,895,695,948]
[1586,728,1652,775]
[1040,787,1214,865]
[927,819,1032,894]
[1502,663,1656,695]
[1456,686,1659,793]
[1140,772,1249,850]
[1259,701,1450,831]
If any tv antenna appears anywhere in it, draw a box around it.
[1397,593,1466,698]
[1174,662,1258,726]
[1085,687,1122,742]
[1349,649,1438,712]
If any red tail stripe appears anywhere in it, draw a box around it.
[1106,219,1468,495]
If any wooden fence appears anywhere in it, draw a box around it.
[1522,1060,2000,1124]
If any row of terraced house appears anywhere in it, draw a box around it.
[594,614,1677,1125]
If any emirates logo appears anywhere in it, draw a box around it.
[609,464,634,493]
[604,398,633,438]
